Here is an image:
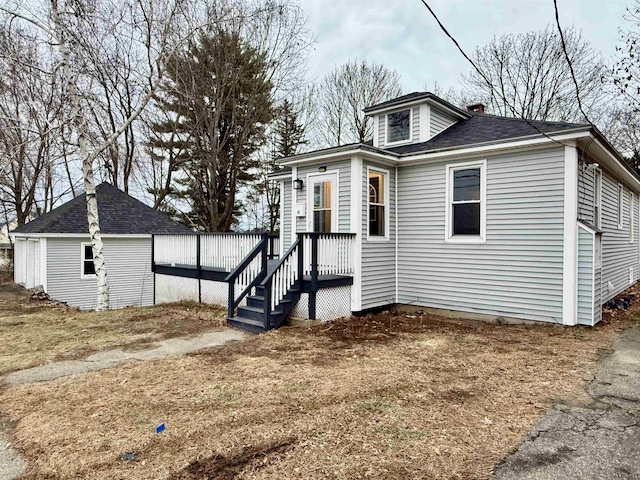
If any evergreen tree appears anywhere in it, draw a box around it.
[148,29,273,231]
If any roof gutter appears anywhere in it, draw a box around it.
[279,145,399,166]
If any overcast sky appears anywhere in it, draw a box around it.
[301,0,631,93]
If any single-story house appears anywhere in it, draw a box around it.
[267,92,639,328]
[12,182,192,309]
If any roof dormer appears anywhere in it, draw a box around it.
[364,92,470,149]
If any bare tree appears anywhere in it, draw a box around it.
[460,26,610,124]
[314,60,403,147]
[613,1,640,114]
[1,0,193,310]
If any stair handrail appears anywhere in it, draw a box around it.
[260,238,302,330]
[225,235,268,319]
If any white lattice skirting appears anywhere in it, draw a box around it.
[155,274,198,303]
[291,286,352,322]
[156,274,351,321]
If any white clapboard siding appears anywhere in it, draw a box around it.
[599,169,639,302]
[47,237,153,310]
[578,166,595,226]
[430,106,457,137]
[397,146,566,323]
[577,225,595,326]
[361,160,396,309]
[295,159,351,234]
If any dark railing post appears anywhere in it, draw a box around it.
[297,233,304,286]
[151,234,155,305]
[228,278,234,319]
[309,233,319,320]
[261,233,268,273]
[264,277,272,330]
[196,234,201,303]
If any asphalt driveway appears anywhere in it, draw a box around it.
[493,327,640,479]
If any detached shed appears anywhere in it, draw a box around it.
[11,183,192,310]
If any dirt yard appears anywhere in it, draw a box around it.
[0,290,635,479]
[0,283,227,374]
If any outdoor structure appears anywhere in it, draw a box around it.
[138,92,640,332]
[0,221,15,270]
[11,183,191,310]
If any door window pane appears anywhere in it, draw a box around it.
[313,210,332,232]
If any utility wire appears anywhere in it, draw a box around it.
[417,0,578,149]
[553,0,594,126]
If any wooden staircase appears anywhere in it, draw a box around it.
[228,284,301,333]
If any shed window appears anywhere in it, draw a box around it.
[446,161,486,242]
[368,169,388,238]
[82,243,95,277]
[618,184,624,230]
[386,110,411,143]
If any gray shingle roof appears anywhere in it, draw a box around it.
[386,113,590,156]
[13,183,192,235]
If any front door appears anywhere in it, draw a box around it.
[307,173,338,232]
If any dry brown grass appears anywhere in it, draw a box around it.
[0,284,227,374]
[1,293,635,480]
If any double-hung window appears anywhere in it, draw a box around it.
[594,169,602,229]
[446,160,486,242]
[81,243,96,277]
[368,168,388,239]
[618,184,624,230]
[630,192,635,243]
[386,109,411,144]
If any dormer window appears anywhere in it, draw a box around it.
[386,109,411,144]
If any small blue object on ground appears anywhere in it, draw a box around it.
[156,423,165,434]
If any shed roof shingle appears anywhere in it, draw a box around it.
[13,183,192,235]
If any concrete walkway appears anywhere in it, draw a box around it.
[5,328,247,386]
[0,328,247,479]
[493,327,640,479]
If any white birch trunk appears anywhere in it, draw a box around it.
[50,0,109,310]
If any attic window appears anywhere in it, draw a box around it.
[386,109,411,144]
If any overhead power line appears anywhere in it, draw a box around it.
[552,0,594,126]
[417,0,578,148]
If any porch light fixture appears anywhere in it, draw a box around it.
[293,178,304,190]
[318,166,327,173]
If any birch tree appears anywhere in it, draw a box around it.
[1,0,191,310]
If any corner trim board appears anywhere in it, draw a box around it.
[563,144,579,326]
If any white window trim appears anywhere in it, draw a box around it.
[80,242,96,279]
[631,191,635,243]
[385,108,413,146]
[306,170,339,232]
[594,168,602,229]
[618,183,624,230]
[366,166,390,242]
[444,159,487,244]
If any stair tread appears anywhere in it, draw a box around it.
[229,316,264,328]
[238,305,265,314]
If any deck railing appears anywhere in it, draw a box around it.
[200,233,262,271]
[264,239,301,314]
[153,233,278,272]
[154,234,198,267]
[300,232,355,276]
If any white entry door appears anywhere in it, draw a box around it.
[307,173,338,232]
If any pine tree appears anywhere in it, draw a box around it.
[148,29,273,231]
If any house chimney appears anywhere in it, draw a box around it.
[466,103,485,114]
